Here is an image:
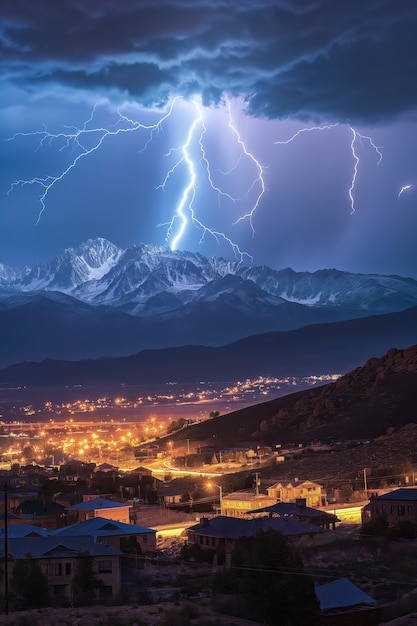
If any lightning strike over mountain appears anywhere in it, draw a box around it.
[7,97,265,263]
[155,99,254,261]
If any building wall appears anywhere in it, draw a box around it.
[371,499,417,525]
[268,481,325,508]
[221,495,276,518]
[40,553,121,600]
[93,506,130,524]
[100,531,157,553]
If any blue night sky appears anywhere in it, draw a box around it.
[1,1,417,278]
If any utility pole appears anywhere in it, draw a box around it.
[4,481,9,615]
[364,467,368,498]
[254,472,260,497]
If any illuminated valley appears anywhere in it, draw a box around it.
[0,374,339,468]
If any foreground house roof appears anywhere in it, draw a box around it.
[316,578,375,611]
[372,488,417,501]
[1,536,122,560]
[188,515,323,539]
[0,523,48,539]
[51,516,155,538]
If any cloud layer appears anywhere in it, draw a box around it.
[2,0,417,123]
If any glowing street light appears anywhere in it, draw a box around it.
[207,482,223,516]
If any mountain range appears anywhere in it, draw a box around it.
[1,237,417,370]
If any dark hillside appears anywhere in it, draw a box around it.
[167,345,417,447]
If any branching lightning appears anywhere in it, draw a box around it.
[7,98,181,225]
[225,103,266,234]
[348,127,382,214]
[7,97,268,264]
[398,184,413,198]
[274,123,339,145]
[274,122,383,215]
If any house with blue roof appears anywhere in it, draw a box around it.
[186,514,323,559]
[52,516,157,553]
[316,578,380,625]
[67,497,131,524]
[367,488,417,526]
[0,535,122,602]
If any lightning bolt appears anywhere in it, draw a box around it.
[225,102,266,234]
[398,184,413,198]
[348,127,383,214]
[156,98,265,262]
[6,97,262,263]
[274,123,339,145]
[7,99,181,225]
[274,122,382,215]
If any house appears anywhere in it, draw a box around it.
[221,491,276,517]
[247,501,339,530]
[186,514,323,556]
[51,516,157,553]
[157,485,187,507]
[367,488,417,526]
[1,535,122,602]
[12,500,68,530]
[267,479,327,507]
[315,578,380,625]
[67,497,131,524]
[0,522,48,538]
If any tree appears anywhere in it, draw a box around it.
[213,529,319,625]
[71,550,103,606]
[10,553,49,610]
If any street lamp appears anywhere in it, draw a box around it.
[207,482,223,516]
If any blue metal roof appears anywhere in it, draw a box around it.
[374,488,417,501]
[51,516,155,537]
[316,578,375,610]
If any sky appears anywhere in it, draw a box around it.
[1,0,417,278]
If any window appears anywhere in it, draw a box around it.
[65,562,71,576]
[54,563,62,576]
[408,505,413,514]
[98,560,112,574]
[398,505,406,516]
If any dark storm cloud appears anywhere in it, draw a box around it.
[1,0,417,122]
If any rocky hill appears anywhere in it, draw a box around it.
[167,345,417,447]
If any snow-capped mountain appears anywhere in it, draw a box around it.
[18,238,122,292]
[5,237,417,313]
[1,237,417,368]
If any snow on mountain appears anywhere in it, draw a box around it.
[17,238,122,292]
[238,266,417,312]
[3,238,417,316]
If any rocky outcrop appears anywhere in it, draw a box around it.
[169,344,417,447]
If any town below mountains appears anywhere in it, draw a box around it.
[1,237,417,373]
